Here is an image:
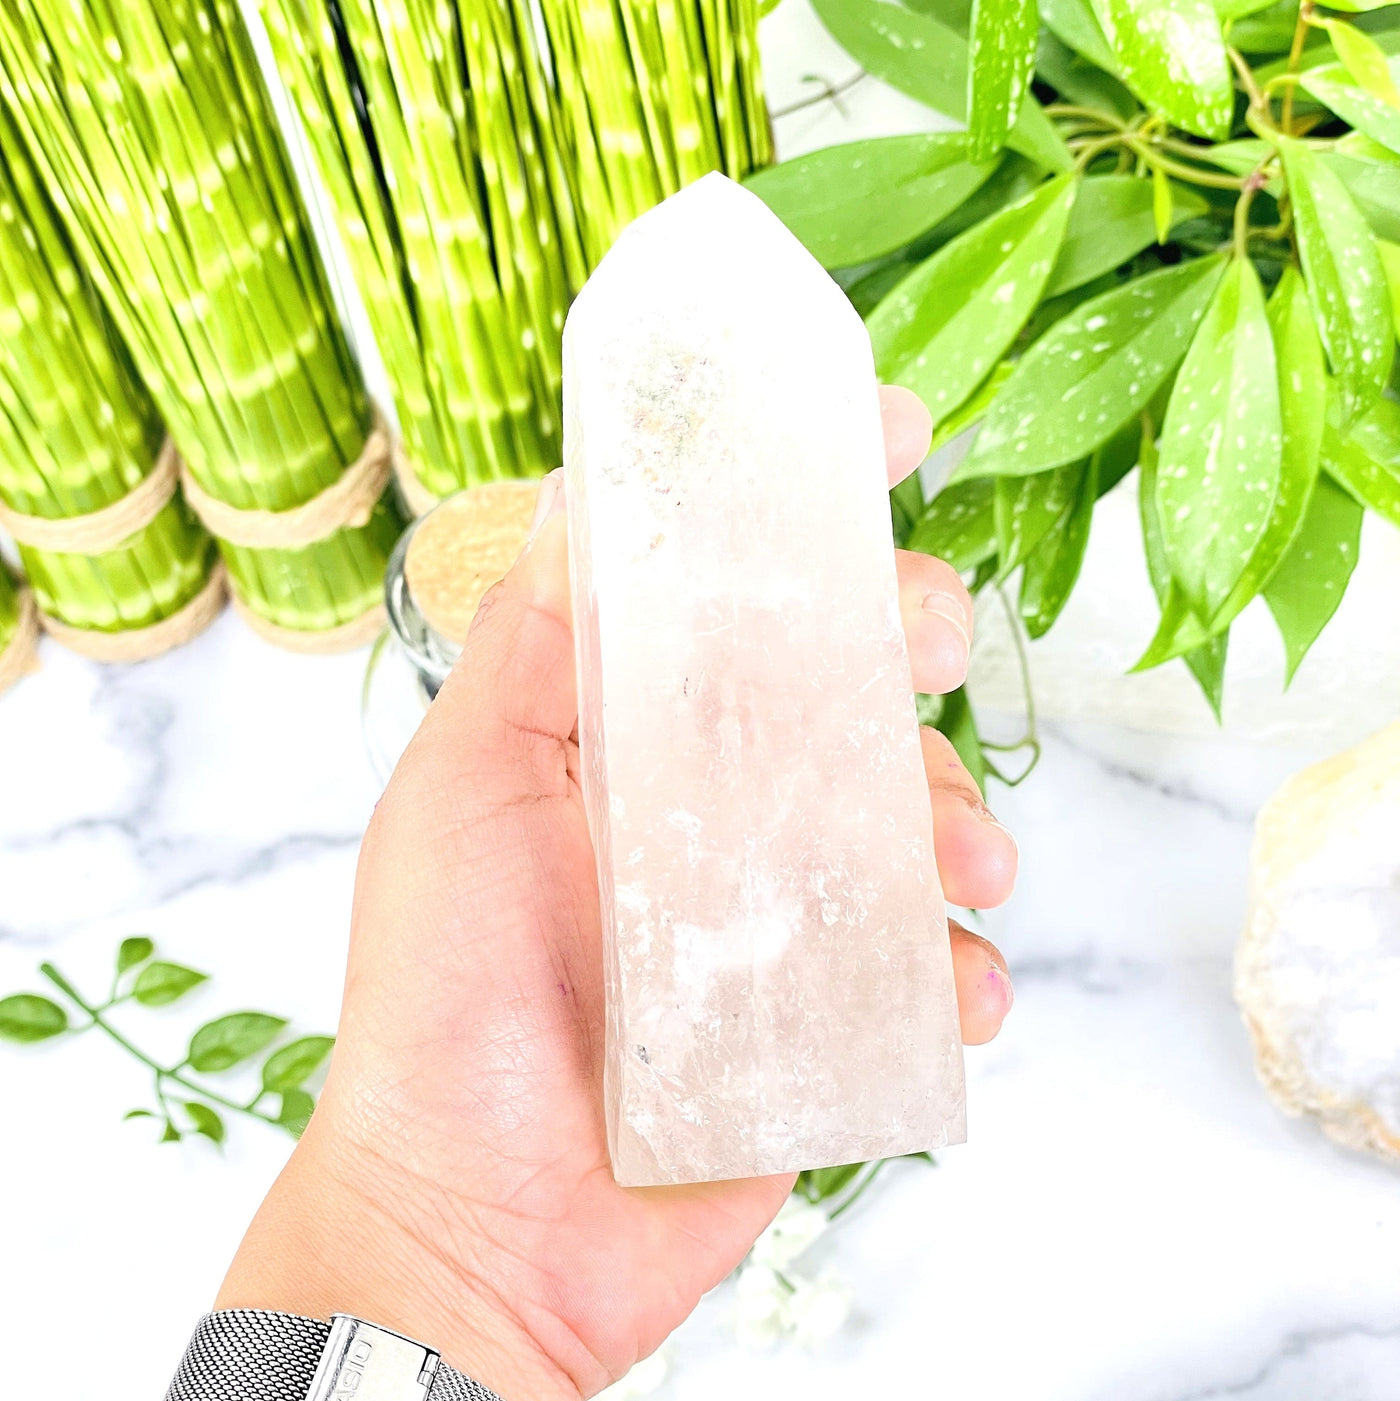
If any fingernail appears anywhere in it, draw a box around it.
[921,589,971,658]
[527,469,564,542]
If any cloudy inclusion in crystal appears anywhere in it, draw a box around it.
[563,174,966,1187]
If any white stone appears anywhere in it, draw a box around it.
[563,173,964,1187]
[1237,719,1400,1162]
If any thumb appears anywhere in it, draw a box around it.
[402,472,575,808]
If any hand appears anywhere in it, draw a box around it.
[216,387,1017,1399]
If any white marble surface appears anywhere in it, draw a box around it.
[4,610,1400,1401]
[4,5,1400,1397]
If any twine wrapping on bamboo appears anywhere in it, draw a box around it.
[39,563,229,664]
[0,579,40,695]
[0,441,179,554]
[177,411,392,550]
[0,0,402,647]
[260,0,772,510]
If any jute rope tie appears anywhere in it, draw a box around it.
[228,590,387,656]
[39,562,228,664]
[0,440,180,554]
[178,411,393,550]
[0,587,41,694]
[392,439,443,520]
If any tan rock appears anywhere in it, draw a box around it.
[1237,720,1400,1163]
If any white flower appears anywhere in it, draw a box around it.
[597,1346,670,1397]
[734,1262,789,1350]
[750,1195,829,1270]
[786,1269,853,1348]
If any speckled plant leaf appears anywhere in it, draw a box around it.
[1325,137,1400,243]
[908,0,975,25]
[1036,30,1138,119]
[969,254,1226,477]
[1044,174,1210,299]
[1155,259,1282,625]
[907,477,998,572]
[1089,0,1234,138]
[968,0,1039,160]
[810,0,1072,172]
[1138,445,1230,717]
[869,175,1075,429]
[1229,0,1304,55]
[1018,454,1096,637]
[930,362,1016,456]
[745,135,996,268]
[1280,137,1395,422]
[1263,475,1363,683]
[1040,0,1119,71]
[1323,396,1400,526]
[1379,239,1400,332]
[1300,63,1400,156]
[1317,20,1400,105]
[1136,267,1323,666]
[993,458,1084,578]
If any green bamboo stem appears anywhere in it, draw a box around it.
[261,0,771,501]
[0,562,20,654]
[0,0,400,634]
[0,105,216,635]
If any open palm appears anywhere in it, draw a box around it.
[218,388,1017,1400]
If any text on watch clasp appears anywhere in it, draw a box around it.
[305,1315,440,1401]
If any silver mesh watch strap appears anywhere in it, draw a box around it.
[166,1309,505,1401]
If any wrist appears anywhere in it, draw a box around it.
[215,1116,583,1401]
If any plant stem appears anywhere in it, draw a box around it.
[1124,140,1249,189]
[38,962,279,1126]
[1045,103,1126,129]
[1227,46,1266,113]
[768,69,866,119]
[1282,0,1315,134]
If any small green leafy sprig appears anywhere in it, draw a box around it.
[0,937,334,1146]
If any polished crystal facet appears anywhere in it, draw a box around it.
[564,174,965,1187]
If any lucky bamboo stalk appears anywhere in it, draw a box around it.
[260,0,771,502]
[0,0,401,639]
[0,105,217,642]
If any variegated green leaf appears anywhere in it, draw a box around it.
[745,135,996,269]
[869,175,1076,428]
[1325,136,1400,243]
[1156,258,1282,624]
[1324,396,1400,525]
[810,0,1073,171]
[1090,0,1234,138]
[1044,174,1209,299]
[1263,475,1363,683]
[1280,137,1395,422]
[1301,61,1400,155]
[994,458,1084,577]
[1017,456,1097,636]
[907,478,998,571]
[968,0,1039,160]
[1134,266,1323,666]
[1379,239,1400,332]
[1317,19,1400,105]
[1040,0,1119,70]
[1138,445,1230,717]
[969,254,1226,477]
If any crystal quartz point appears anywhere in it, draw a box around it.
[1237,720,1400,1163]
[563,173,965,1187]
